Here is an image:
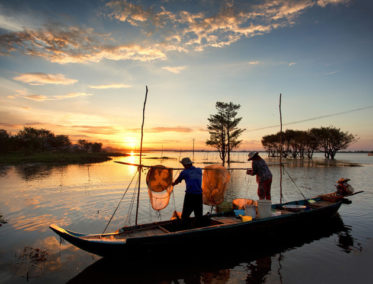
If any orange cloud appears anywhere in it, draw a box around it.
[0,26,167,64]
[24,94,50,101]
[105,0,349,52]
[13,73,77,86]
[161,66,186,74]
[71,125,120,135]
[128,126,194,133]
[0,1,350,63]
[88,83,131,89]
[23,92,92,101]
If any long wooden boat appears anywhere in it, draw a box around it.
[50,196,344,258]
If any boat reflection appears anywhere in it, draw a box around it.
[68,215,352,284]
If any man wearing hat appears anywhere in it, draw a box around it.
[247,151,272,200]
[172,157,203,219]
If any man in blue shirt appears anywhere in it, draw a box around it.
[172,157,203,219]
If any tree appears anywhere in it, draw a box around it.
[326,127,357,159]
[15,127,55,152]
[262,126,357,160]
[0,129,10,153]
[206,102,245,166]
[305,129,319,159]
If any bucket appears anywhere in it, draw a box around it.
[244,205,256,218]
[257,200,272,218]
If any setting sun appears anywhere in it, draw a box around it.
[123,136,138,150]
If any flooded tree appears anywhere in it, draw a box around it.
[261,127,357,160]
[206,102,245,166]
[311,127,357,159]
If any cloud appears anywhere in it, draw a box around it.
[0,14,24,32]
[325,71,338,75]
[0,1,350,63]
[128,126,193,133]
[89,83,131,89]
[288,62,296,66]
[317,0,350,8]
[55,92,92,99]
[0,26,167,64]
[23,92,92,101]
[105,0,349,52]
[13,73,77,85]
[71,125,119,135]
[24,95,50,101]
[162,66,186,74]
[150,127,193,133]
[248,61,260,65]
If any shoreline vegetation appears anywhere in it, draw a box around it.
[0,151,128,165]
[0,127,128,165]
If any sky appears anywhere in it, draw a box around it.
[0,0,372,151]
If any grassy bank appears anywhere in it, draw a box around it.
[0,152,127,165]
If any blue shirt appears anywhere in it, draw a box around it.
[174,166,202,194]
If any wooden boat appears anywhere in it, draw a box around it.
[50,196,344,257]
[49,92,351,258]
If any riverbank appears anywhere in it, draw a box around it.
[0,151,128,165]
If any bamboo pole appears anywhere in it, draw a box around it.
[135,86,148,226]
[193,138,195,162]
[279,93,283,204]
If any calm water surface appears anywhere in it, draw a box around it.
[0,152,372,283]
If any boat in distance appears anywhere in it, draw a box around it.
[50,196,345,258]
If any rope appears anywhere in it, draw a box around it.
[283,167,307,201]
[124,174,140,226]
[172,169,181,212]
[102,170,138,234]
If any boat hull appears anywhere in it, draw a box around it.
[50,198,342,257]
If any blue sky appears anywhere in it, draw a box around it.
[0,0,372,150]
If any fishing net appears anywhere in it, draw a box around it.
[232,198,257,209]
[146,165,174,211]
[202,165,231,206]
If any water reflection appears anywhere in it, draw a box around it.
[67,215,350,284]
[246,257,272,283]
[337,225,362,253]
[14,164,67,181]
[0,165,11,177]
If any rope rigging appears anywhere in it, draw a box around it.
[102,170,138,234]
[282,167,307,200]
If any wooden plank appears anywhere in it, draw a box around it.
[125,228,167,238]
[211,217,241,225]
[158,226,170,233]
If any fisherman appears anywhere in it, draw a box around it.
[246,151,272,200]
[336,178,354,196]
[172,157,203,219]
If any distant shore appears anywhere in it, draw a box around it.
[0,151,128,165]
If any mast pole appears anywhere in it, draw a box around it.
[135,86,148,226]
[193,138,195,162]
[279,93,283,204]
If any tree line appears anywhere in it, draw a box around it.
[261,127,357,160]
[206,102,357,164]
[0,127,102,154]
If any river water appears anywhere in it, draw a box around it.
[0,152,372,283]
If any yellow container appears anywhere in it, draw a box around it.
[239,215,253,222]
